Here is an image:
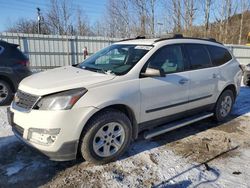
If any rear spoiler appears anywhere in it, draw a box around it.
[9,43,19,48]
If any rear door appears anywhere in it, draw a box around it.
[185,44,219,109]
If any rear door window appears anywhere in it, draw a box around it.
[185,44,212,70]
[207,45,232,66]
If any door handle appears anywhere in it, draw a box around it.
[179,78,189,85]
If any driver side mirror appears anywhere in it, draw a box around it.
[141,67,165,77]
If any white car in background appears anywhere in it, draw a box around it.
[8,35,242,164]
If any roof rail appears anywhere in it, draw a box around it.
[118,34,222,45]
[154,34,222,45]
[183,37,222,44]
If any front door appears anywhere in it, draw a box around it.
[139,44,190,123]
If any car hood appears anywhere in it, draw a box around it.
[18,66,116,96]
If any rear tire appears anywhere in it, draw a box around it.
[0,80,13,106]
[79,109,132,164]
[214,90,234,122]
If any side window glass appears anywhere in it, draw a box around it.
[207,45,232,66]
[148,45,185,74]
[186,44,211,69]
[0,46,4,54]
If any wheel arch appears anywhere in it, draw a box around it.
[81,104,139,141]
[221,84,237,101]
[213,84,236,121]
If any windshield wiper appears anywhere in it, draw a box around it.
[83,66,115,75]
[83,66,102,73]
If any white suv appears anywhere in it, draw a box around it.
[8,35,242,164]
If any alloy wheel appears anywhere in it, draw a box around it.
[219,95,232,117]
[93,122,125,157]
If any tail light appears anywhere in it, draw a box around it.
[18,60,30,67]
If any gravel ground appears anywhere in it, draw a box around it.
[0,86,250,188]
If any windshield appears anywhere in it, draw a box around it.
[78,44,152,75]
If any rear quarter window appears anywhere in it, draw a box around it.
[207,45,232,66]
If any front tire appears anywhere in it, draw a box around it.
[79,109,132,164]
[214,90,234,122]
[0,80,13,106]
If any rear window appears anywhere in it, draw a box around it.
[186,44,212,69]
[2,46,27,60]
[207,45,232,66]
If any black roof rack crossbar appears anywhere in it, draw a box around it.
[118,36,146,42]
[154,34,183,42]
[206,38,217,42]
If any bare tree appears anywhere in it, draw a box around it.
[149,0,156,36]
[132,0,148,36]
[45,0,73,35]
[76,8,92,36]
[7,19,38,34]
[217,1,226,42]
[224,0,232,43]
[184,0,195,35]
[239,0,249,44]
[172,0,182,33]
[6,18,50,34]
[105,0,131,38]
[6,0,250,45]
[92,20,106,36]
[203,0,212,37]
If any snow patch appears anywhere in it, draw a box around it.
[0,106,17,149]
[232,86,250,116]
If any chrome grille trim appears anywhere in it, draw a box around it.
[13,90,40,111]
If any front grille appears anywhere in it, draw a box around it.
[14,90,39,110]
[12,123,24,137]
